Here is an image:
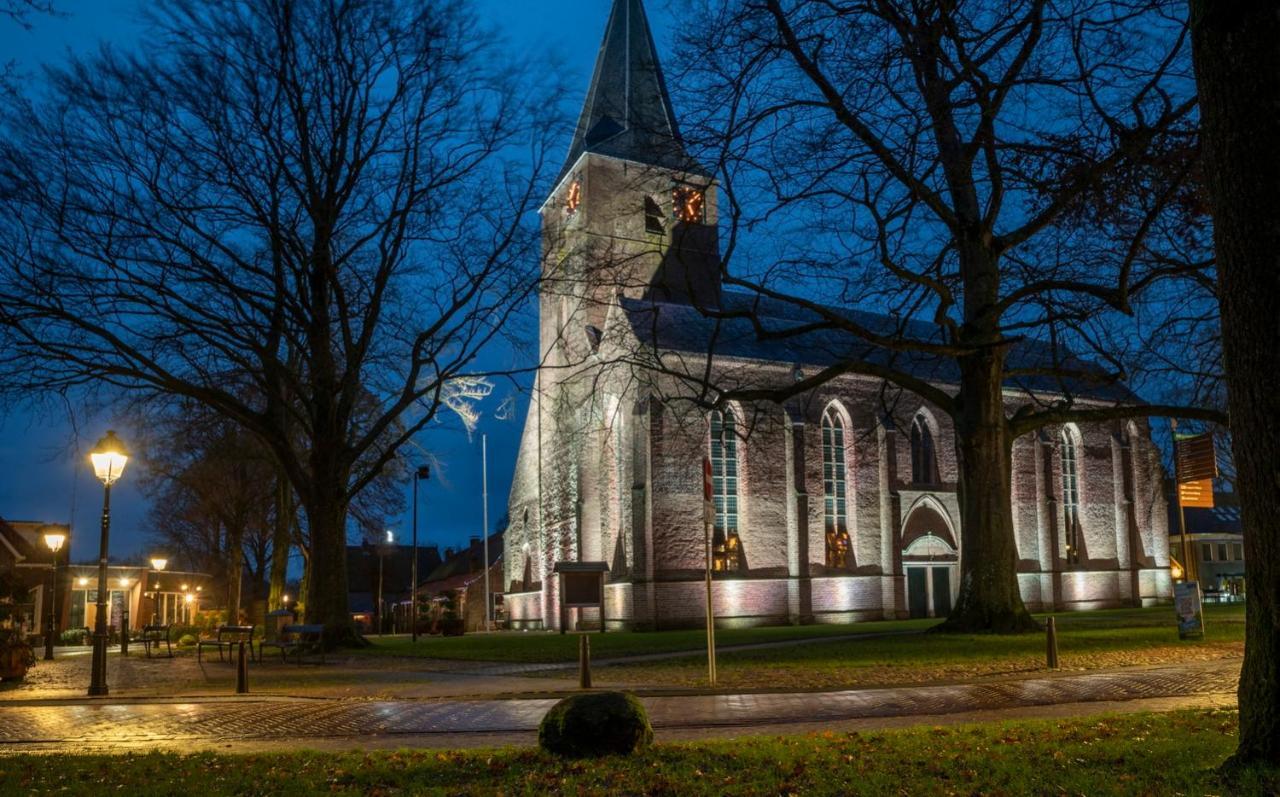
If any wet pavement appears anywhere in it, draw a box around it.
[0,658,1239,752]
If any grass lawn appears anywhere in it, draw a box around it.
[3,709,1275,795]
[358,605,1243,691]
[593,604,1245,689]
[359,618,937,664]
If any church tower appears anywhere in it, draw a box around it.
[541,0,721,351]
[505,0,720,631]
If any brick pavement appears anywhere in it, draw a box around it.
[0,659,1239,751]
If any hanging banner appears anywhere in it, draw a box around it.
[1177,478,1215,509]
[1174,433,1218,484]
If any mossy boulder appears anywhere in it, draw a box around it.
[538,691,654,758]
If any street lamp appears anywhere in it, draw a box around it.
[149,557,167,624]
[41,531,66,660]
[87,430,128,697]
[412,465,429,642]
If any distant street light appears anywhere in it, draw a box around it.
[88,430,128,697]
[41,531,66,661]
[412,465,429,642]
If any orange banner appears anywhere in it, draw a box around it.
[1178,478,1215,508]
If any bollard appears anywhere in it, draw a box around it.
[1046,616,1059,669]
[236,641,250,694]
[578,635,592,689]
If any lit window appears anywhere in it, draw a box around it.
[1060,428,1081,565]
[823,407,851,568]
[1201,542,1213,562]
[673,187,704,223]
[566,179,582,214]
[910,415,938,485]
[644,196,664,233]
[710,409,742,573]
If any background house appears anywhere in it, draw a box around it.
[1169,491,1245,602]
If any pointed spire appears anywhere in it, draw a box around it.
[558,0,705,183]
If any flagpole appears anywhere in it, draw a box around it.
[482,433,491,633]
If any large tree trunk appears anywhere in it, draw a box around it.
[301,448,357,646]
[267,475,293,612]
[936,349,1039,633]
[224,524,245,625]
[1190,0,1280,769]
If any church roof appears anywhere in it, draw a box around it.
[557,0,707,183]
[618,292,1139,403]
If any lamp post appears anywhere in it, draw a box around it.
[149,557,167,624]
[117,576,133,656]
[41,531,67,660]
[87,430,128,697]
[412,465,429,642]
[377,530,395,636]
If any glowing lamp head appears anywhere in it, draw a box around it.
[89,430,130,485]
[150,557,168,572]
[184,594,194,604]
[1170,559,1185,581]
[282,594,290,604]
[42,531,67,554]
[77,577,89,587]
[117,576,132,588]
[385,529,395,544]
[196,586,202,592]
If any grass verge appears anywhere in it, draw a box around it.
[2,709,1276,795]
[590,604,1245,689]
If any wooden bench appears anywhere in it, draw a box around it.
[196,625,257,663]
[139,624,173,659]
[259,624,325,665]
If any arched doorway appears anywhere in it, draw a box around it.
[901,502,959,619]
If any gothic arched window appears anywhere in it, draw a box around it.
[710,409,742,572]
[910,415,939,485]
[822,407,852,568]
[1060,427,1082,564]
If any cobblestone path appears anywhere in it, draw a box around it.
[0,659,1237,748]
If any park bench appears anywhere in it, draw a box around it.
[196,625,257,663]
[139,624,173,659]
[259,624,325,665]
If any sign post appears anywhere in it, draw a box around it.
[1170,424,1216,637]
[1171,425,1218,585]
[703,458,718,687]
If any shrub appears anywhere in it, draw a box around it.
[60,628,88,646]
[538,692,653,758]
[178,634,197,648]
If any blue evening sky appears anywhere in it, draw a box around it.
[0,0,678,564]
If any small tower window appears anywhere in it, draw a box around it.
[644,196,665,233]
[566,179,582,215]
[673,187,704,223]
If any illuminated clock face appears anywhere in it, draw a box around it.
[673,187,704,223]
[566,179,582,215]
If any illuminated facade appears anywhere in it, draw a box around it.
[502,0,1173,630]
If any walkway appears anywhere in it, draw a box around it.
[0,659,1239,753]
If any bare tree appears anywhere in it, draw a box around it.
[1189,0,1280,772]
[653,0,1225,631]
[0,0,554,642]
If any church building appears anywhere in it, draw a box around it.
[502,0,1174,631]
